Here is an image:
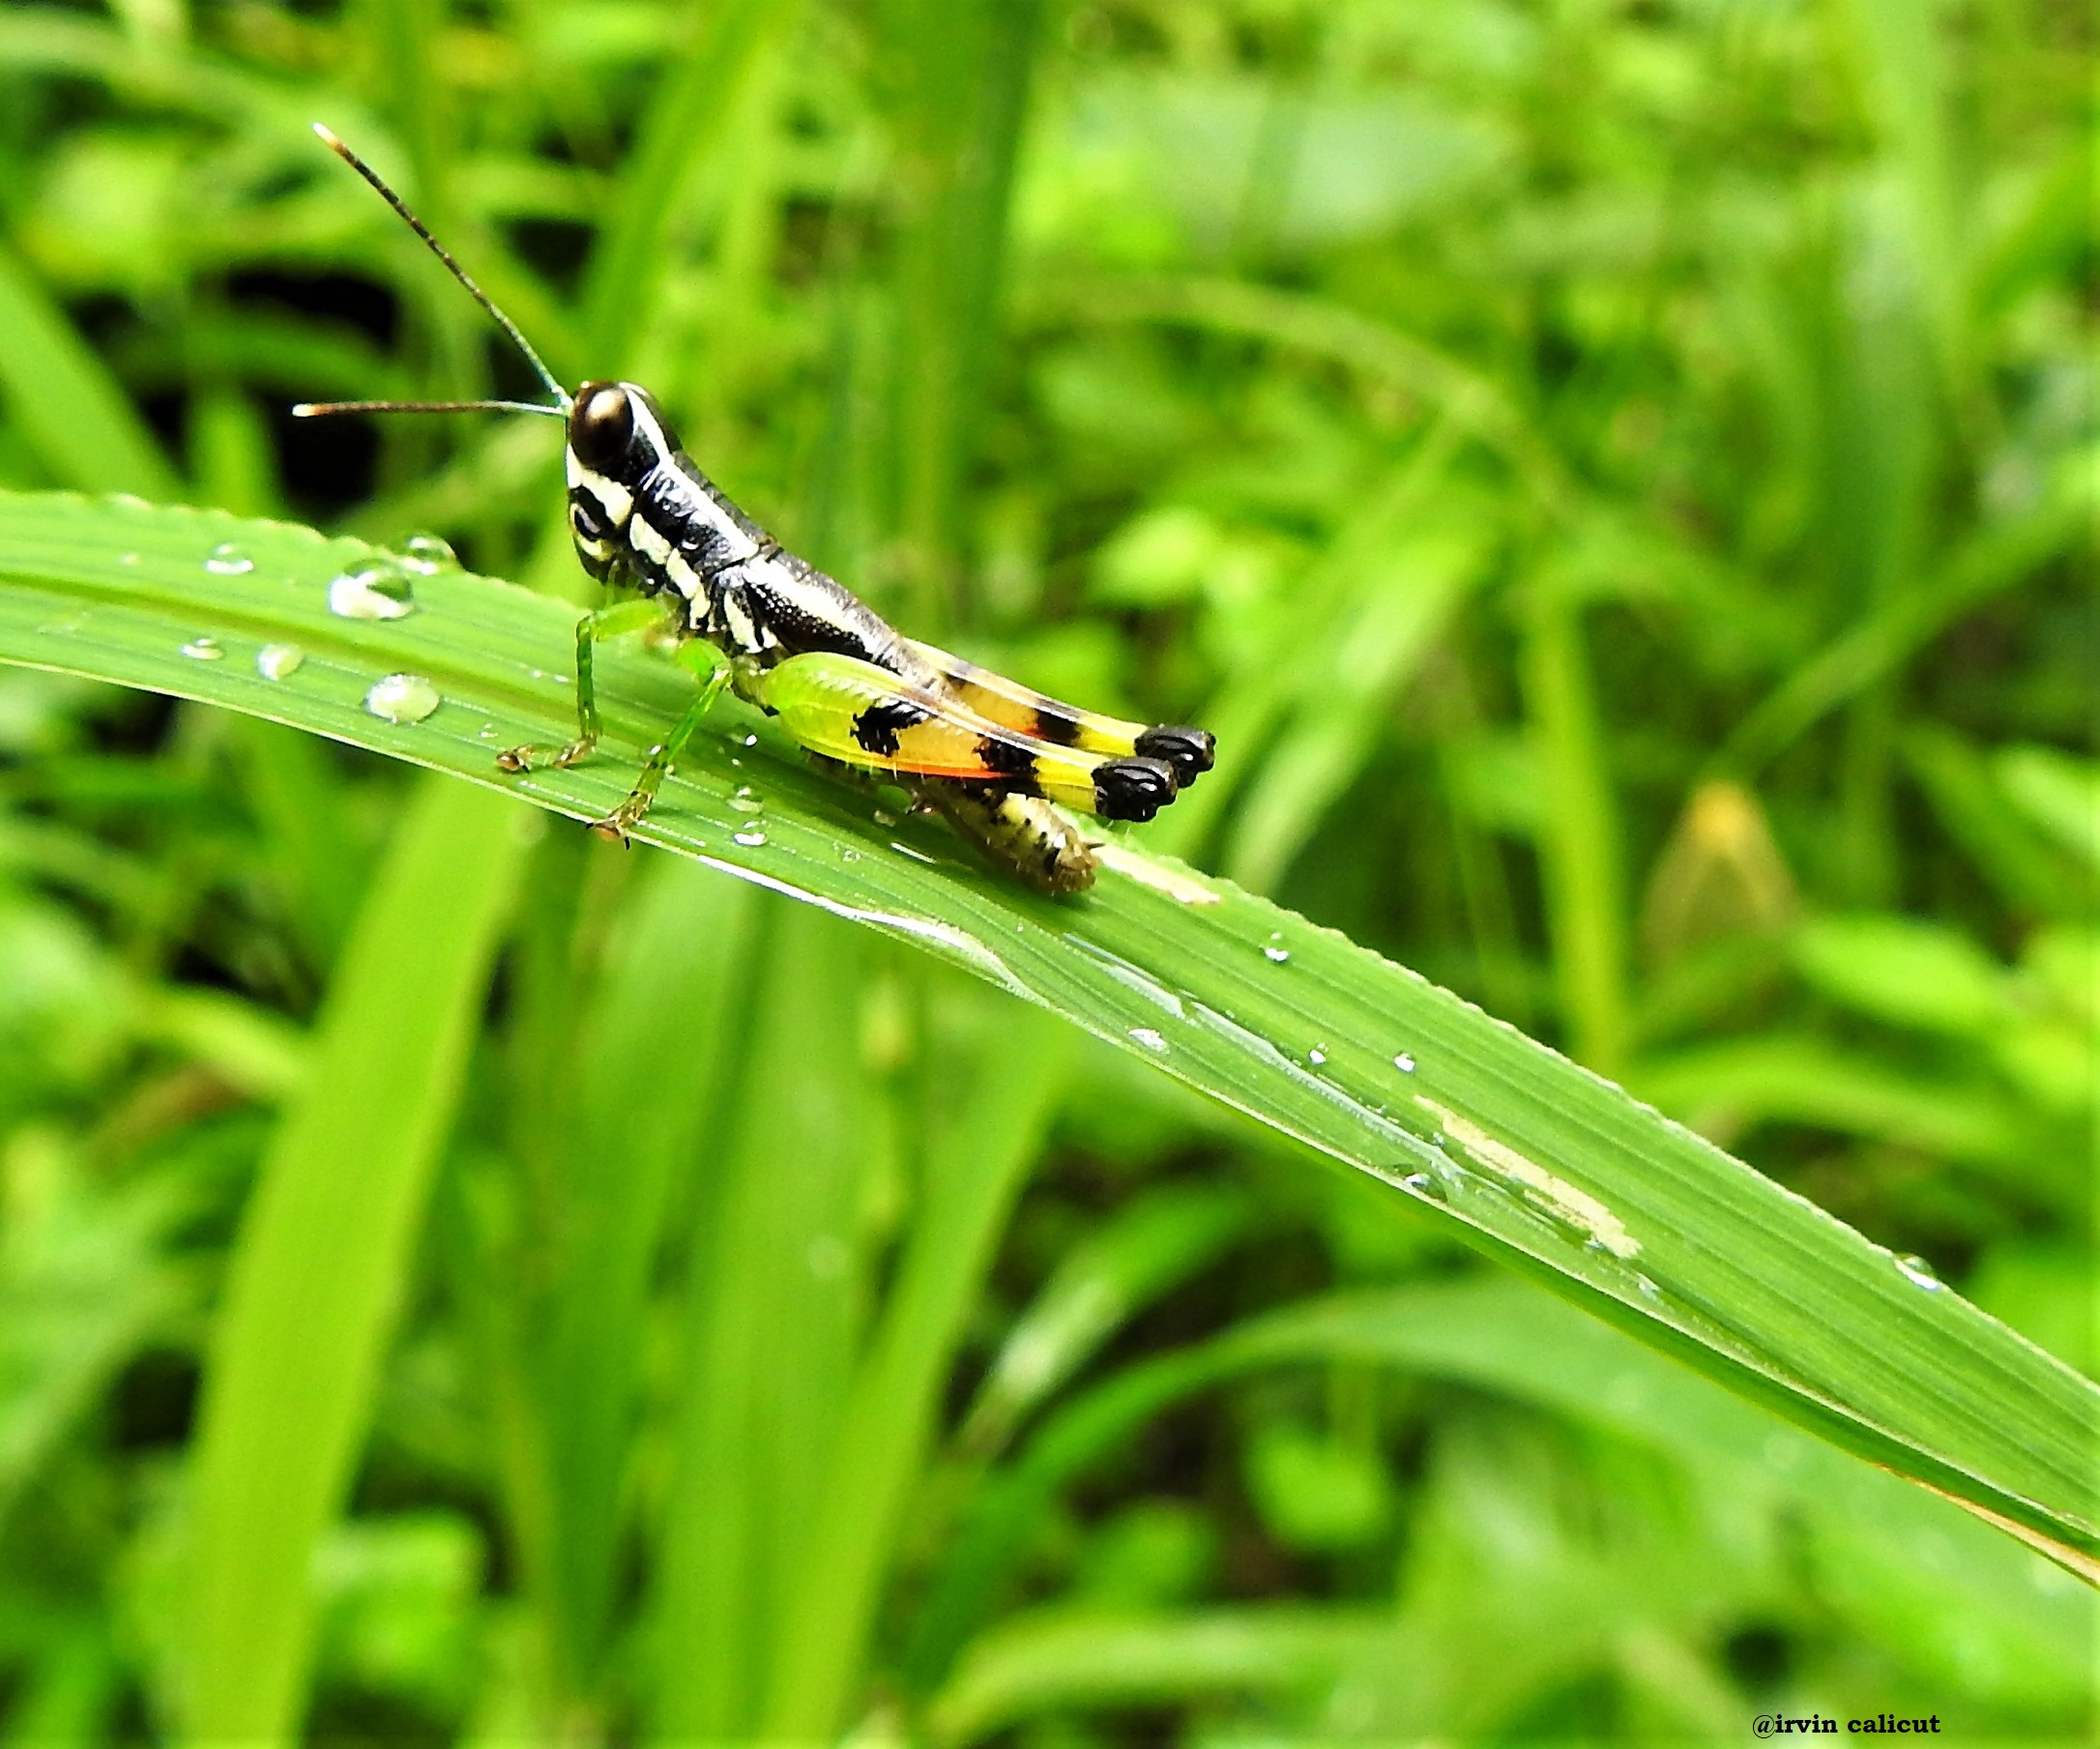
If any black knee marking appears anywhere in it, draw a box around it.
[1093,756,1178,822]
[1032,706,1084,747]
[1134,725,1215,788]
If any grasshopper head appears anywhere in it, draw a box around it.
[565,381,682,580]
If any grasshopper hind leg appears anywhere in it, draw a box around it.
[795,756,1095,894]
[919,782,1098,895]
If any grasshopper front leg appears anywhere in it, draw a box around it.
[497,595,668,774]
[589,643,733,843]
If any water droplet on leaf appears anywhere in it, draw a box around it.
[180,635,223,660]
[389,533,458,574]
[204,542,253,575]
[364,672,440,724]
[255,642,305,681]
[328,563,417,621]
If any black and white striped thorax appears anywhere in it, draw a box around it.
[564,380,937,688]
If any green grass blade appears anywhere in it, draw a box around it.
[956,1180,1258,1459]
[760,1001,1068,1737]
[1,490,2093,1584]
[0,238,178,497]
[181,775,526,1744]
[540,856,757,1698]
[1523,582,1630,1076]
[577,0,794,363]
[650,902,882,1737]
[879,0,1047,614]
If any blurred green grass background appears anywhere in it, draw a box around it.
[0,0,2091,1743]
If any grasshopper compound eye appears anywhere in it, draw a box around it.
[569,383,635,476]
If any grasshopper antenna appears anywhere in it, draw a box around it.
[294,123,571,421]
[292,396,566,418]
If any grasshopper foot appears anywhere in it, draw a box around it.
[587,792,652,844]
[497,737,596,774]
